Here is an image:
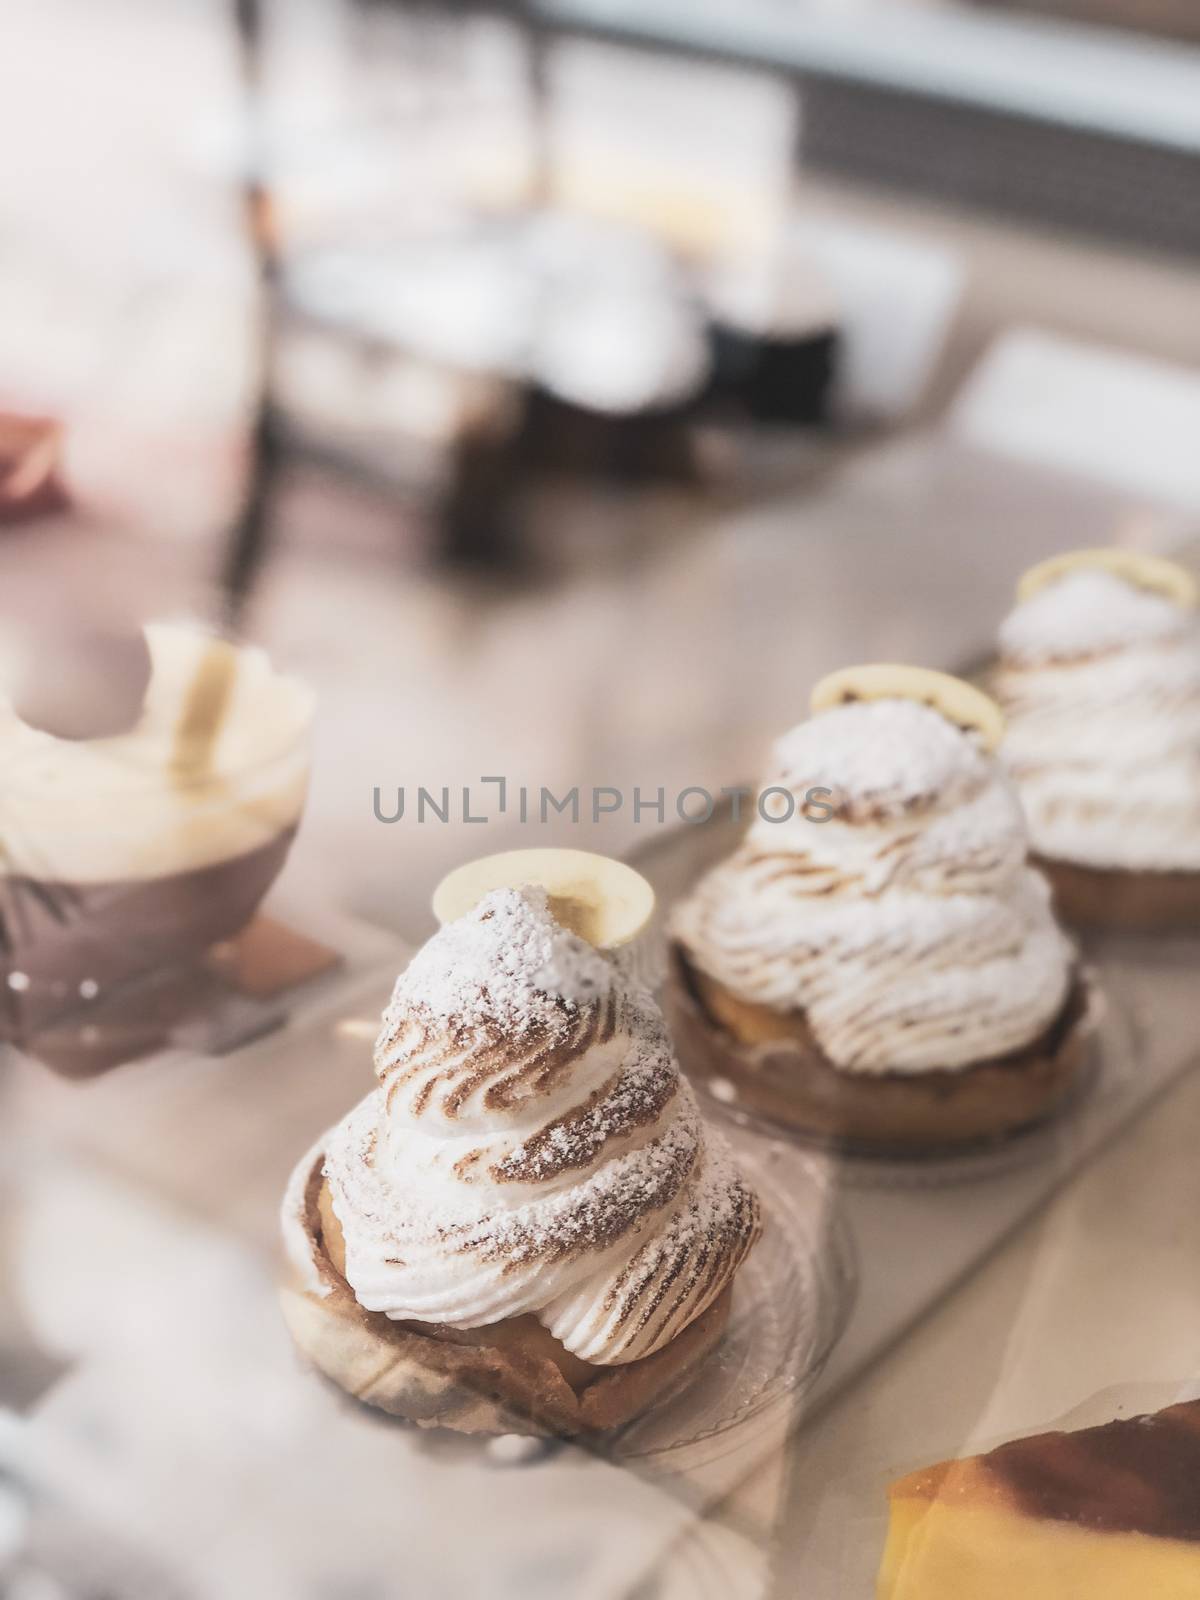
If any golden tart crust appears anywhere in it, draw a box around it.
[667,944,1094,1154]
[281,1149,732,1437]
[1036,854,1200,934]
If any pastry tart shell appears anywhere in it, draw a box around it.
[1035,856,1200,935]
[666,946,1098,1156]
[281,1148,732,1437]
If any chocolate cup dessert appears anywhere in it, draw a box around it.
[667,946,1095,1155]
[282,1149,732,1438]
[2,623,313,1050]
[706,324,839,425]
[0,828,298,1042]
[1035,856,1200,935]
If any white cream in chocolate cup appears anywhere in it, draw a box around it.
[0,620,314,1038]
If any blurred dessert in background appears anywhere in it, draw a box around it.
[518,215,711,480]
[282,219,531,563]
[703,241,841,425]
[669,666,1090,1152]
[0,622,313,1042]
[282,858,761,1436]
[285,209,718,530]
[280,183,863,543]
[994,549,1200,931]
[287,219,534,380]
[878,1398,1200,1599]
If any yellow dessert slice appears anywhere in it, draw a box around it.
[879,1401,1200,1600]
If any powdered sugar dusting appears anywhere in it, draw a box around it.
[1001,568,1190,664]
[474,1107,700,1264]
[385,886,612,1035]
[764,698,987,822]
[495,1024,676,1181]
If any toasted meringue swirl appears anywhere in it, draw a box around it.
[672,700,1073,1075]
[994,568,1200,872]
[316,888,760,1365]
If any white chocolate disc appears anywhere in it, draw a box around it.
[1017,548,1197,609]
[432,848,655,950]
[811,663,1004,751]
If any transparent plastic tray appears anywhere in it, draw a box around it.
[629,806,1200,1429]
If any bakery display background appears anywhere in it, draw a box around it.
[3,0,1200,1596]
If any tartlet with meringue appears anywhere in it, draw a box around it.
[668,666,1094,1153]
[281,856,760,1436]
[993,549,1200,932]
